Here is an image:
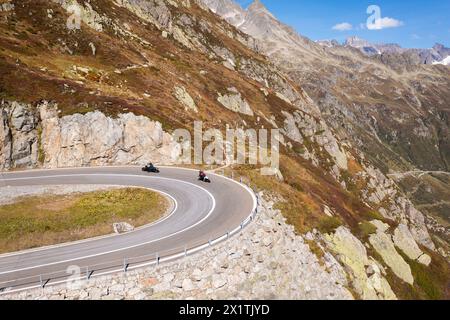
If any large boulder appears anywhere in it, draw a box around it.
[369,228,414,285]
[173,86,198,113]
[113,222,135,234]
[393,224,431,266]
[217,88,254,116]
[324,226,396,300]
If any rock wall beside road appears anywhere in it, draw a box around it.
[0,100,181,170]
[0,101,39,170]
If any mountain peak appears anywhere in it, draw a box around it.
[203,0,246,26]
[344,36,370,47]
[432,43,449,51]
[248,0,272,16]
[316,39,340,48]
[249,0,265,10]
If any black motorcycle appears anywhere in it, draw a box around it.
[142,165,160,173]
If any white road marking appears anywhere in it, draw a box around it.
[0,166,257,294]
[0,185,178,259]
[0,174,216,275]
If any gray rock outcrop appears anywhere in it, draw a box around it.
[324,226,396,300]
[281,110,348,173]
[173,86,198,113]
[1,101,181,170]
[358,165,436,251]
[0,2,14,12]
[217,88,254,116]
[393,224,431,266]
[369,221,414,285]
[40,104,180,168]
[0,101,39,169]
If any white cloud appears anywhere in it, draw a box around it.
[367,17,404,30]
[332,22,353,31]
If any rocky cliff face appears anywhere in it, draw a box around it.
[40,103,180,168]
[1,101,180,169]
[0,101,39,169]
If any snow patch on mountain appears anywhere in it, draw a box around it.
[433,55,450,66]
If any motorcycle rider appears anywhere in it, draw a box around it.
[199,170,206,181]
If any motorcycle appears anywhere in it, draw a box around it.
[198,175,211,183]
[142,165,160,173]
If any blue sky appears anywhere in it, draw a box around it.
[236,0,450,48]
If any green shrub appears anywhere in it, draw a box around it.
[317,216,342,234]
[358,221,377,239]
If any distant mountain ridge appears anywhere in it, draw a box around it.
[202,0,450,229]
[205,0,449,66]
[324,36,450,65]
[203,0,321,59]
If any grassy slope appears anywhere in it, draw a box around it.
[0,0,275,131]
[0,188,169,253]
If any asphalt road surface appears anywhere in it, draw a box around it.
[0,166,257,293]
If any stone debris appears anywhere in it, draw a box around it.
[113,222,135,234]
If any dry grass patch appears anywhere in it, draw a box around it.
[0,188,169,253]
[230,153,369,232]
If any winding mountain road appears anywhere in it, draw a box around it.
[387,170,450,180]
[0,166,257,293]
